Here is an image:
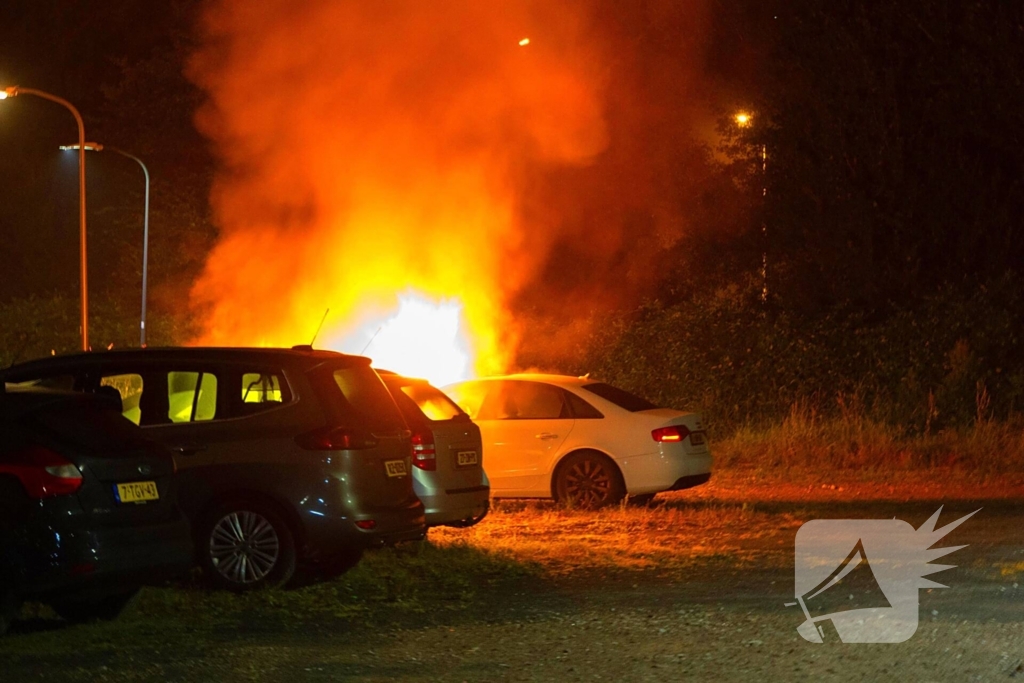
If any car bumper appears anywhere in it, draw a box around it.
[416,485,490,527]
[618,449,713,495]
[301,496,426,558]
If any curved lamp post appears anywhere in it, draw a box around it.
[2,86,90,350]
[61,143,150,347]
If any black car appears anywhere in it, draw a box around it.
[0,387,193,634]
[1,347,426,591]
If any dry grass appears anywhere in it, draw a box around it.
[712,403,1024,474]
[430,465,1024,579]
[430,499,796,578]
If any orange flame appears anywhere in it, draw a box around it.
[186,2,608,376]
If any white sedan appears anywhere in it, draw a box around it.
[443,374,711,507]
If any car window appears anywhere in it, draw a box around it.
[398,382,464,421]
[479,381,570,420]
[101,373,144,425]
[7,375,76,391]
[581,382,659,412]
[565,390,604,419]
[28,400,151,453]
[330,366,407,432]
[444,381,491,420]
[241,372,284,404]
[512,382,570,419]
[168,371,218,423]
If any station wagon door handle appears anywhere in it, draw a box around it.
[174,444,206,456]
[535,433,559,440]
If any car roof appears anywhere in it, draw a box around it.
[375,369,432,385]
[0,386,116,418]
[454,373,594,387]
[1,346,366,377]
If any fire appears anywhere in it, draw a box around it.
[327,293,473,386]
[186,1,609,378]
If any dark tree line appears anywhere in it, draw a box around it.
[741,0,1024,313]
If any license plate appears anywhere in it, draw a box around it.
[385,460,407,477]
[456,450,478,467]
[115,481,159,504]
[690,432,706,446]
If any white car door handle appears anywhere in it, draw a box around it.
[535,432,559,440]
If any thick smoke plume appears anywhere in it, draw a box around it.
[187,0,714,375]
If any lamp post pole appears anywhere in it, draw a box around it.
[3,86,89,350]
[61,144,151,346]
[735,111,769,305]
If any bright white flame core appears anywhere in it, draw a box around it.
[328,293,472,386]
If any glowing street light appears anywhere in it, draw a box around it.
[61,143,151,347]
[734,110,769,303]
[2,86,90,350]
[518,37,530,46]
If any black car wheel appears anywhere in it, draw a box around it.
[554,451,625,509]
[52,589,140,623]
[199,500,297,591]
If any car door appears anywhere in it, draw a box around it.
[475,380,574,497]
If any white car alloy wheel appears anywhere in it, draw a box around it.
[555,451,625,508]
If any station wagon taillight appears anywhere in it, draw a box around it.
[651,425,692,443]
[0,445,83,498]
[411,430,436,471]
[295,427,379,450]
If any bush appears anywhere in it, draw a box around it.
[549,275,1024,438]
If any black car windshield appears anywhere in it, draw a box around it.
[28,400,151,453]
[581,383,659,412]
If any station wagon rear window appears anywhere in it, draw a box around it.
[330,367,407,432]
[398,383,464,421]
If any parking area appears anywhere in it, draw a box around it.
[3,469,1022,682]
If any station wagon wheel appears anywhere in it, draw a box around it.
[199,500,297,591]
[554,451,625,509]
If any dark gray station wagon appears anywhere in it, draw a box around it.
[2,347,425,590]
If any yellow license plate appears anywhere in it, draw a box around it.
[385,460,407,478]
[116,481,159,503]
[456,450,478,467]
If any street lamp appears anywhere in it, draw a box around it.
[1,86,90,350]
[734,110,768,304]
[61,143,151,347]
